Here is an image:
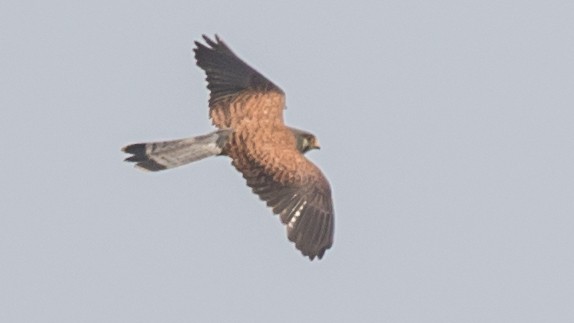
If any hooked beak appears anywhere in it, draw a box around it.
[312,138,321,150]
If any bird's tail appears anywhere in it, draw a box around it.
[122,129,232,171]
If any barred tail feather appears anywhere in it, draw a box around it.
[122,129,231,171]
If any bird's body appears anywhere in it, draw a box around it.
[123,35,334,260]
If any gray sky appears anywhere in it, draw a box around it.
[2,1,573,322]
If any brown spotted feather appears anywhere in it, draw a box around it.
[194,35,334,260]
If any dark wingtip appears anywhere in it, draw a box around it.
[193,35,214,54]
[304,249,326,261]
[201,34,218,48]
[195,34,236,59]
[193,33,282,106]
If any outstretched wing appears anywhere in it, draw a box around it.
[194,35,334,260]
[194,35,284,128]
[240,153,334,260]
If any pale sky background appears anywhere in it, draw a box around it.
[2,1,573,322]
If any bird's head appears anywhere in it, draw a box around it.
[289,127,321,154]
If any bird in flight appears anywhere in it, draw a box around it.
[122,35,334,260]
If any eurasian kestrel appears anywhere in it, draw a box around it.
[123,35,334,260]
